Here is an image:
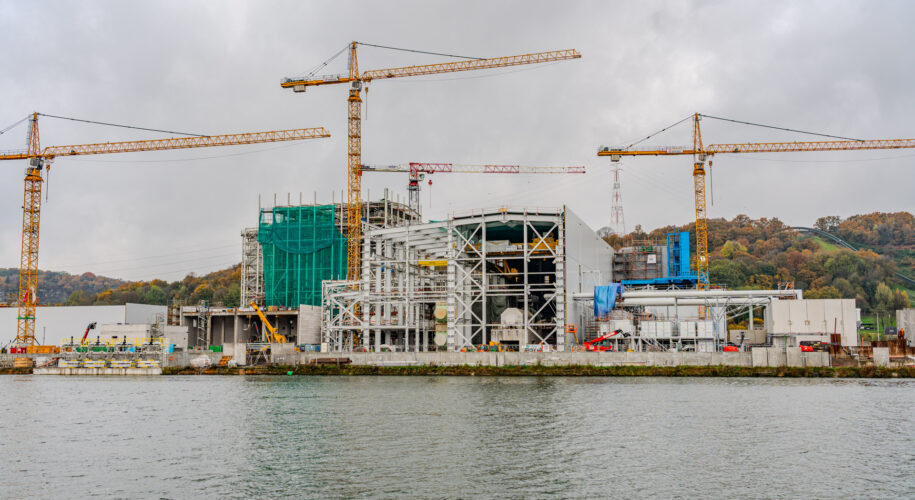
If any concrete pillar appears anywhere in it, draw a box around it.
[786,347,803,367]
[766,347,786,367]
[873,347,890,367]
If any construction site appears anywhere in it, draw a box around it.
[2,41,915,373]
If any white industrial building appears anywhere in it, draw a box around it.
[0,303,166,347]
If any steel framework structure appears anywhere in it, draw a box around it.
[240,227,264,307]
[322,208,575,351]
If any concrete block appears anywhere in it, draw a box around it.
[767,347,787,367]
[806,352,829,367]
[786,347,803,367]
[873,347,890,367]
[751,348,768,367]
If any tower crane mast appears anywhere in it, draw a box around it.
[282,43,581,283]
[599,113,915,291]
[1,112,330,347]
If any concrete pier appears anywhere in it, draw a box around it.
[34,367,162,376]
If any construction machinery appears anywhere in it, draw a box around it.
[361,162,586,211]
[583,329,628,352]
[80,322,98,345]
[599,113,915,290]
[249,301,288,344]
[0,112,330,347]
[282,42,581,282]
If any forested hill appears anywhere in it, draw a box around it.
[0,265,241,308]
[603,211,914,312]
[0,269,126,306]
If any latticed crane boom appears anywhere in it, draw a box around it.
[598,112,915,291]
[361,162,586,210]
[282,42,581,283]
[0,112,330,347]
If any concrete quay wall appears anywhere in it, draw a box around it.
[33,367,162,376]
[297,351,767,367]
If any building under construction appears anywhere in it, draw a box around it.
[236,201,612,351]
[221,196,861,356]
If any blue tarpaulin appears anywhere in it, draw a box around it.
[594,283,624,317]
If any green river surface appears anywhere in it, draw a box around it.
[1,376,913,499]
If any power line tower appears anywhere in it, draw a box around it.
[609,164,626,236]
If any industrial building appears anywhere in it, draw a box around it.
[322,205,613,351]
[0,303,166,347]
[160,192,875,358]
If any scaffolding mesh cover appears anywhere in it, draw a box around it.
[258,205,347,307]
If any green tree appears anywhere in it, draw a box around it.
[874,282,895,312]
[805,286,841,299]
[815,215,842,233]
[720,240,748,259]
[709,260,745,289]
[190,283,214,304]
[143,285,167,305]
[65,289,93,306]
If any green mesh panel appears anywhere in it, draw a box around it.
[258,205,347,307]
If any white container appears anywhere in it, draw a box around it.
[679,321,696,338]
[696,320,714,338]
[656,321,672,339]
[640,321,656,338]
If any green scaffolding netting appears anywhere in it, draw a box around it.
[258,205,347,307]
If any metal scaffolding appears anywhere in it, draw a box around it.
[240,227,263,306]
[322,207,612,352]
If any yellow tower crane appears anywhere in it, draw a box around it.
[599,112,915,291]
[282,42,581,283]
[0,112,329,348]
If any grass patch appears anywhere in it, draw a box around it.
[812,236,841,252]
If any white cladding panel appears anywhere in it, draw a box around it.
[608,320,635,336]
[806,300,826,333]
[298,305,322,344]
[770,301,791,333]
[679,321,696,338]
[898,309,915,346]
[841,300,858,346]
[788,301,807,333]
[124,303,168,325]
[0,305,141,345]
[564,207,614,347]
[640,321,656,337]
[768,299,858,345]
[824,300,844,332]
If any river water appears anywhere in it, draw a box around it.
[1,375,913,499]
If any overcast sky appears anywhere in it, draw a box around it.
[1,0,913,283]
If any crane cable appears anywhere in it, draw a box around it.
[0,114,30,135]
[698,114,862,142]
[355,42,483,60]
[621,114,694,150]
[37,113,208,137]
